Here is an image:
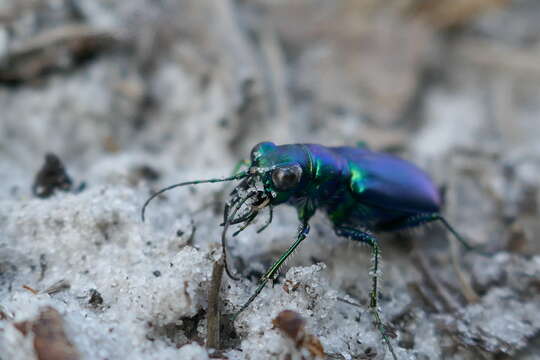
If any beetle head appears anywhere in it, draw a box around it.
[141,141,310,280]
[248,142,309,205]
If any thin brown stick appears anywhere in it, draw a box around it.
[22,285,39,295]
[8,25,117,57]
[207,257,224,349]
[449,235,480,304]
[412,251,460,313]
[407,282,442,313]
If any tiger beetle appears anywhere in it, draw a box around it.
[141,142,475,359]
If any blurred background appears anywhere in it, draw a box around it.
[1,0,539,252]
[1,0,540,359]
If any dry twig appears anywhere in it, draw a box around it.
[0,24,119,82]
[206,257,225,349]
[411,0,510,28]
[412,251,461,313]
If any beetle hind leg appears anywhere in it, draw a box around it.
[437,215,475,251]
[375,213,439,232]
[335,227,380,306]
[334,226,397,360]
[376,213,475,251]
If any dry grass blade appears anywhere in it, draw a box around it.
[412,251,461,313]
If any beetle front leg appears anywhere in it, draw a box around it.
[334,226,397,360]
[232,222,310,321]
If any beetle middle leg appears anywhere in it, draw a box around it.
[334,226,397,360]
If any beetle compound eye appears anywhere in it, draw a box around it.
[271,165,302,190]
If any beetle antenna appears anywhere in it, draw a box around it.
[141,171,249,222]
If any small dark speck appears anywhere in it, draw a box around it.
[146,241,152,246]
[32,153,73,198]
[89,289,104,307]
[169,263,174,267]
[153,270,161,277]
[176,230,184,237]
[218,117,229,128]
[137,165,160,182]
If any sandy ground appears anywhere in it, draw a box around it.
[1,1,540,359]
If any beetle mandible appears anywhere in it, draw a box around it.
[141,141,473,359]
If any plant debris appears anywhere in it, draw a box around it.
[32,153,73,198]
[0,24,118,84]
[88,289,104,308]
[42,279,71,295]
[207,257,225,350]
[14,306,80,360]
[272,310,325,358]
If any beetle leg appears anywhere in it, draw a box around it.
[334,226,397,360]
[437,215,475,251]
[232,222,310,321]
[256,205,273,234]
[227,208,257,225]
[232,211,259,237]
[334,227,381,306]
[376,213,475,251]
[261,222,310,282]
[222,191,259,280]
[375,213,438,232]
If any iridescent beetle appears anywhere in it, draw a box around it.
[141,142,473,359]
